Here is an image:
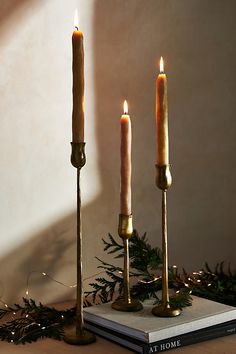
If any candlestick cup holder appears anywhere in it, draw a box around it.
[63,142,96,345]
[152,165,181,318]
[112,214,143,312]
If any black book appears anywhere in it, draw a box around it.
[85,318,236,353]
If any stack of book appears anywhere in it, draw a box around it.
[84,296,236,353]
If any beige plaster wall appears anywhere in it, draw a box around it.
[0,0,235,304]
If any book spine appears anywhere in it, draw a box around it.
[144,323,236,354]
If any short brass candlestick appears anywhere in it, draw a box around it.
[64,142,96,345]
[112,214,143,312]
[152,165,181,317]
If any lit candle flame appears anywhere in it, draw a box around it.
[123,100,128,114]
[74,9,79,30]
[160,56,164,73]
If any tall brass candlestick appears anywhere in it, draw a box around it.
[63,143,96,344]
[151,165,181,317]
[112,214,143,312]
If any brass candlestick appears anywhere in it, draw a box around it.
[152,165,181,317]
[64,142,96,345]
[112,214,143,312]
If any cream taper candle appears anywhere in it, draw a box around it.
[72,9,84,143]
[156,56,169,165]
[120,100,132,216]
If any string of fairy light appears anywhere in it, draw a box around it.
[0,264,214,310]
[0,265,214,343]
[0,269,106,343]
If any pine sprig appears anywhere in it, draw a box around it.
[86,231,191,306]
[102,233,123,257]
[189,262,236,306]
[85,256,124,303]
[129,231,162,276]
[0,298,75,344]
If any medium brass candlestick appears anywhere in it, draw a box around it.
[152,165,181,317]
[112,214,143,312]
[64,142,96,345]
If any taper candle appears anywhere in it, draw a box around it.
[72,9,84,143]
[120,100,132,216]
[156,56,169,165]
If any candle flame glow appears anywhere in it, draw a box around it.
[123,100,128,114]
[74,9,79,29]
[160,56,164,73]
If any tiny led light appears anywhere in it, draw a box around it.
[123,100,128,114]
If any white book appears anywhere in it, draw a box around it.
[84,296,236,343]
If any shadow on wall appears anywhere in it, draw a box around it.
[0,0,41,42]
[0,213,77,304]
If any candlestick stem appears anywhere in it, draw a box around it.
[64,143,96,345]
[76,168,83,335]
[112,214,143,312]
[152,165,181,317]
[123,238,131,303]
[161,190,169,307]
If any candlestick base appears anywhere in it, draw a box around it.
[152,304,181,317]
[63,327,96,345]
[112,298,143,312]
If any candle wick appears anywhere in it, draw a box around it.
[75,26,79,30]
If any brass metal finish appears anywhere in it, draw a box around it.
[152,303,181,317]
[118,213,133,239]
[71,142,86,169]
[152,165,181,318]
[64,142,96,345]
[112,214,143,312]
[64,328,96,345]
[155,164,172,190]
[112,297,143,312]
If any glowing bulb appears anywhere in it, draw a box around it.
[74,9,79,29]
[123,100,128,114]
[42,272,46,276]
[160,56,164,73]
[26,290,29,295]
[11,332,15,335]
